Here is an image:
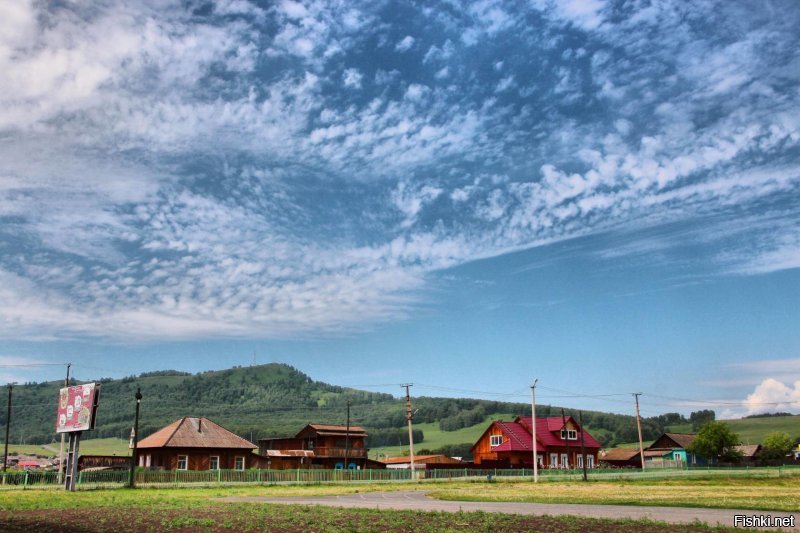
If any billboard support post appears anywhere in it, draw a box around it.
[64,431,81,491]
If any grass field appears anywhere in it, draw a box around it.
[0,476,795,532]
[0,503,746,533]
[428,475,800,512]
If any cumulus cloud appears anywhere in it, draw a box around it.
[743,378,800,416]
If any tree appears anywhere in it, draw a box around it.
[761,431,793,460]
[688,421,742,463]
[689,410,715,431]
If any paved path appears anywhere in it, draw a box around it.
[220,491,799,531]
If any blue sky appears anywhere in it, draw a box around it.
[1,0,799,419]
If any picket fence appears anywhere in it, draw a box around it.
[0,464,797,490]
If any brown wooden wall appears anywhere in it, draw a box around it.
[137,448,259,470]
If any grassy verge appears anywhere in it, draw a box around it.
[0,503,755,532]
[2,473,798,512]
[426,476,800,512]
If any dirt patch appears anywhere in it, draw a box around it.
[2,504,750,532]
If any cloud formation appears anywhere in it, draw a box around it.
[1,0,798,340]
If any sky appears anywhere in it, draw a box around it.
[1,0,799,420]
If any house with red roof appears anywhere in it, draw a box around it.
[471,416,601,469]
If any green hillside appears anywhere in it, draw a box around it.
[3,363,770,459]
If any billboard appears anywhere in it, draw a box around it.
[56,383,100,433]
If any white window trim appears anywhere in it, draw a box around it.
[489,434,503,447]
[560,453,569,468]
[177,455,188,470]
[549,453,558,467]
[209,455,220,470]
[234,456,245,470]
[560,429,578,440]
[587,455,595,469]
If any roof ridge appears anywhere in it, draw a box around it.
[165,416,188,446]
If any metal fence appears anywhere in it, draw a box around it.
[1,464,798,490]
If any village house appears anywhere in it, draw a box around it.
[645,432,712,466]
[136,417,259,471]
[258,423,378,470]
[472,415,601,468]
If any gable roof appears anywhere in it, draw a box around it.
[138,417,256,450]
[600,448,640,461]
[735,444,761,458]
[471,416,602,452]
[648,432,696,450]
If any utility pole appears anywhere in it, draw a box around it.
[58,363,71,483]
[579,411,588,482]
[561,408,570,470]
[633,393,645,471]
[3,385,11,472]
[128,387,142,488]
[530,379,538,483]
[401,384,416,479]
[344,400,350,472]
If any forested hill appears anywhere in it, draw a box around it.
[3,363,677,450]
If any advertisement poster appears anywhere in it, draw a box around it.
[56,383,99,433]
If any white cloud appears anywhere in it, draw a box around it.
[395,35,415,52]
[743,378,800,416]
[343,68,363,88]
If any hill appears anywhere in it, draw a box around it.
[3,363,770,457]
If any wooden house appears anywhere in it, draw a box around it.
[599,447,641,468]
[646,432,711,466]
[472,416,601,468]
[136,417,259,471]
[258,423,371,470]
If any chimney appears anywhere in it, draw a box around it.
[198,418,202,432]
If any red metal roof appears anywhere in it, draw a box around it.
[472,416,602,452]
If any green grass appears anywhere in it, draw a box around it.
[427,475,800,512]
[7,438,130,458]
[370,413,516,458]
[1,473,798,514]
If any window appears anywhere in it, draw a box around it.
[577,455,584,468]
[489,435,503,447]
[560,429,578,440]
[234,456,245,470]
[549,453,558,467]
[209,456,219,470]
[177,455,188,470]
[560,453,569,468]
[587,455,595,469]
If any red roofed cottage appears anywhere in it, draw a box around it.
[472,416,601,469]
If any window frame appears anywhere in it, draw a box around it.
[489,434,503,447]
[234,456,245,470]
[177,455,188,470]
[209,455,219,470]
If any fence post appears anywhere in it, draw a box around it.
[24,471,29,488]
[296,469,300,483]
[218,469,221,483]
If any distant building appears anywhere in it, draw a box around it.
[258,423,376,470]
[381,454,463,469]
[137,417,258,471]
[472,415,601,469]
[599,447,641,468]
